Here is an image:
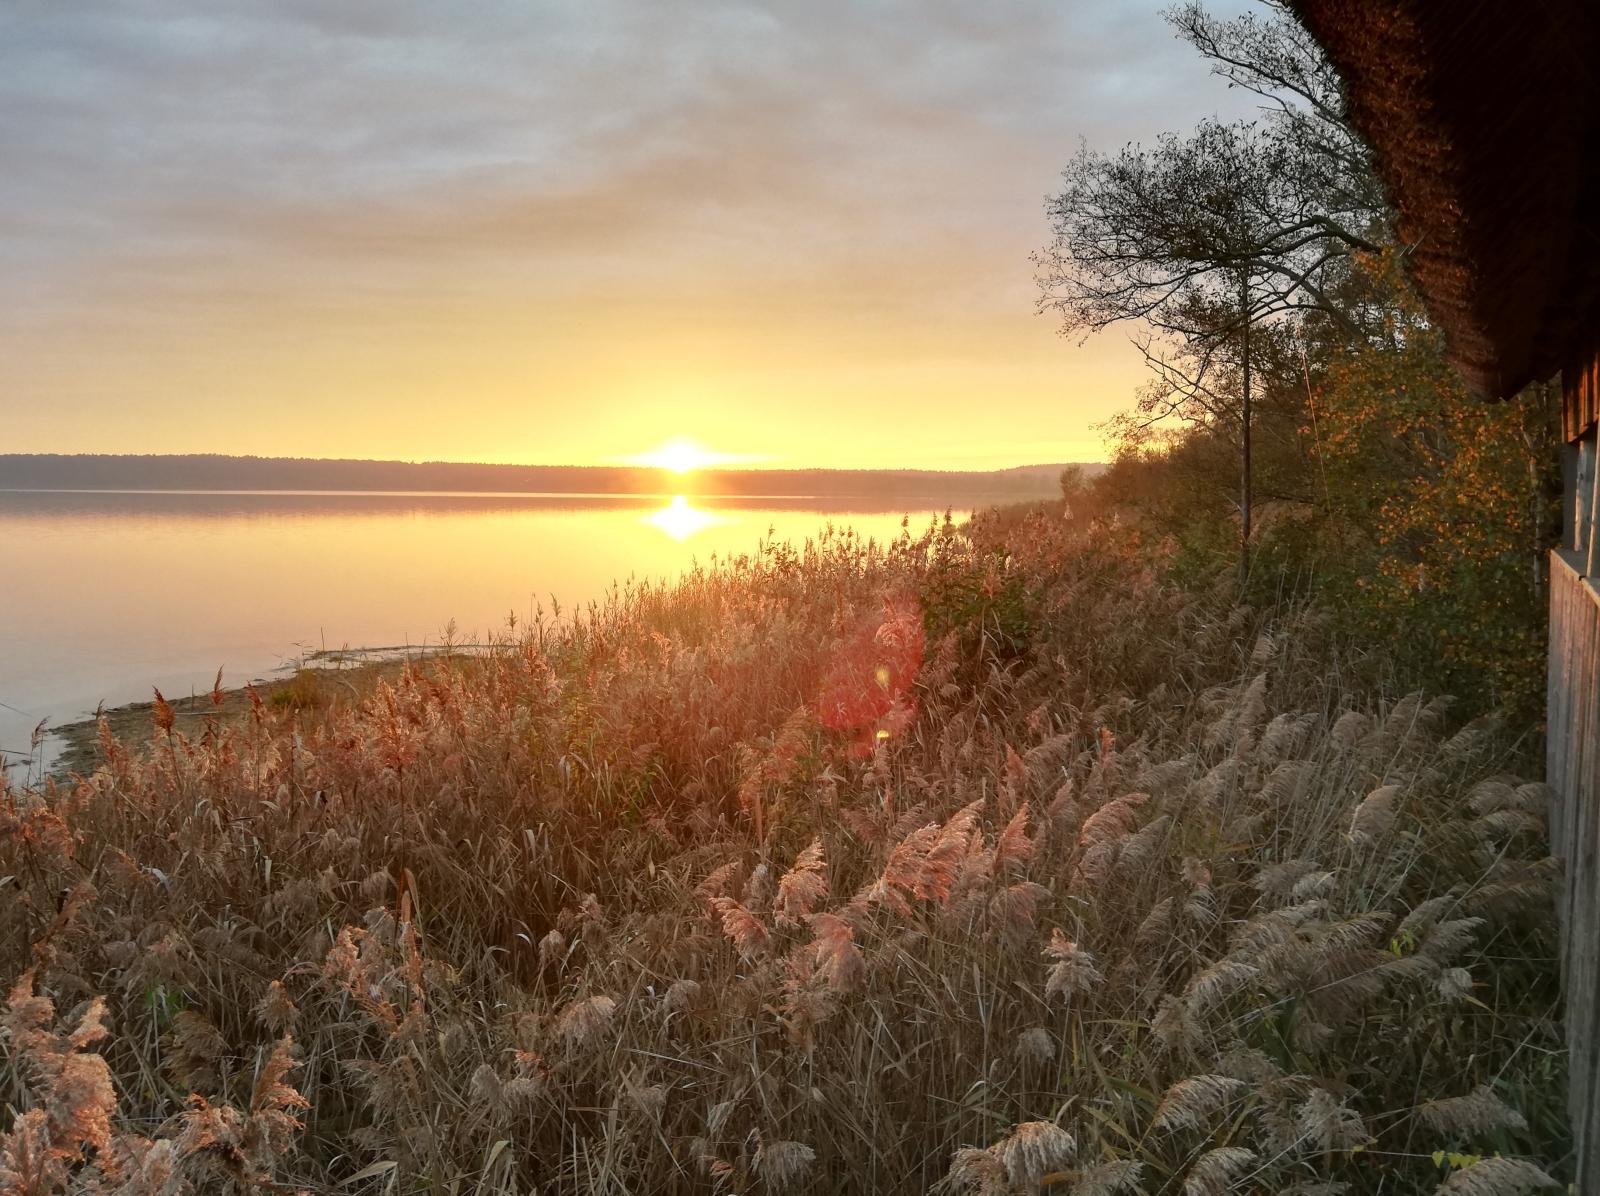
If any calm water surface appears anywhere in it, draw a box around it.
[0,490,973,767]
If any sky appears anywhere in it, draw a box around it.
[1,0,1256,470]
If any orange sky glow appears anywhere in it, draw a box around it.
[1,3,1256,470]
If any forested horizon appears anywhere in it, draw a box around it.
[0,454,1089,498]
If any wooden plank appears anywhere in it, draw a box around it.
[1576,582,1598,1169]
[1580,447,1593,575]
[1570,572,1588,1140]
[1566,442,1580,550]
[1547,549,1600,1186]
[1567,347,1600,444]
[1578,441,1596,556]
[1583,580,1600,1195]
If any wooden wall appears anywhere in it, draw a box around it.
[1567,352,1600,444]
[1549,548,1600,1185]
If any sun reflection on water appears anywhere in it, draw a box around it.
[642,495,731,541]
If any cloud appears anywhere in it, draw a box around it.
[0,0,1257,463]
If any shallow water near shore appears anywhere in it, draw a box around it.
[0,488,976,772]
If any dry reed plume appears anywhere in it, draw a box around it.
[0,513,1568,1193]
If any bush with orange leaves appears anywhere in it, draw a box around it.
[0,515,1568,1193]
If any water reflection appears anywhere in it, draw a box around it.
[0,489,984,764]
[642,495,732,541]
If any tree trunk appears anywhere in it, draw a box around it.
[1239,274,1253,592]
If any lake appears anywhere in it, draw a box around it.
[0,489,984,770]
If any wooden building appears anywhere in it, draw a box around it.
[1287,0,1600,1182]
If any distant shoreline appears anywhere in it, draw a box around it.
[0,487,972,501]
[0,453,1098,499]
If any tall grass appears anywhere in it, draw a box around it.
[0,512,1567,1194]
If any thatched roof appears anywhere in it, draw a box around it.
[1289,0,1600,399]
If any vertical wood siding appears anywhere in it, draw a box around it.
[1549,549,1600,1187]
[1567,351,1600,444]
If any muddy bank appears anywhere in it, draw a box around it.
[46,651,434,778]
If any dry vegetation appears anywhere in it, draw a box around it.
[0,511,1568,1194]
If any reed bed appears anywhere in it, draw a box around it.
[0,512,1568,1194]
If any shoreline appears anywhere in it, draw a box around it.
[22,501,1055,780]
[43,648,437,778]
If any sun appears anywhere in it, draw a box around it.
[631,436,721,474]
[625,436,775,474]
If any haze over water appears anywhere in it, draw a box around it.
[0,489,970,766]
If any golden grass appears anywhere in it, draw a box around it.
[0,513,1569,1194]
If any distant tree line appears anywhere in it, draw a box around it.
[0,454,1094,502]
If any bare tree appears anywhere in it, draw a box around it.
[1036,2,1386,585]
[1167,1,1382,223]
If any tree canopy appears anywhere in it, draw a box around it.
[1042,1,1559,723]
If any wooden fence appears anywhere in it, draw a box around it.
[1550,542,1600,1186]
